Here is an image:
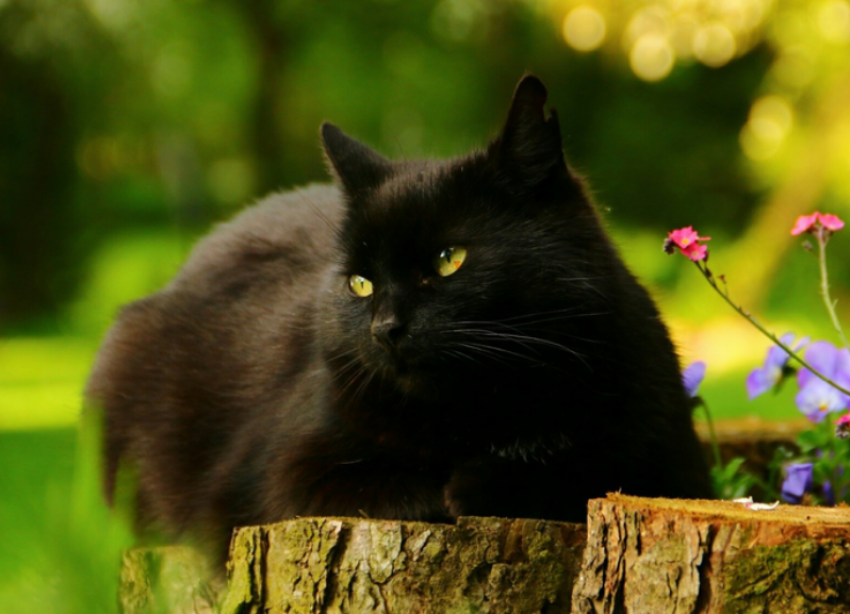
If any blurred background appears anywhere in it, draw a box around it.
[1,0,849,610]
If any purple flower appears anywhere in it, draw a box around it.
[746,333,808,400]
[823,480,835,506]
[682,361,706,398]
[781,462,813,504]
[795,341,850,422]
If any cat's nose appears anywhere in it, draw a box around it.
[371,315,405,351]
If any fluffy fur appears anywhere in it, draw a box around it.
[87,75,712,555]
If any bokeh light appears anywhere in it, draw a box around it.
[630,33,675,82]
[739,95,794,161]
[818,0,850,43]
[562,5,607,52]
[693,23,736,68]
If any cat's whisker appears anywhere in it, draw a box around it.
[443,328,589,366]
[349,368,378,410]
[336,361,369,399]
[441,347,485,367]
[329,355,365,386]
[452,343,515,368]
[453,340,543,367]
[326,347,360,363]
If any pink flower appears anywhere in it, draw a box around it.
[664,226,711,262]
[836,413,850,439]
[791,212,845,236]
[820,214,845,232]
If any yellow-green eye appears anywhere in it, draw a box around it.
[434,246,467,277]
[348,275,373,297]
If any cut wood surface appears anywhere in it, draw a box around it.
[572,494,850,613]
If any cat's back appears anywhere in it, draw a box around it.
[88,184,344,513]
[90,183,344,397]
[170,183,343,296]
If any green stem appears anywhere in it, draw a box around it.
[817,228,850,348]
[695,260,850,397]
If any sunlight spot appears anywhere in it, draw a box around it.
[83,0,133,30]
[669,13,699,58]
[624,5,670,49]
[152,44,192,100]
[818,0,850,43]
[693,23,736,67]
[718,0,765,33]
[771,47,816,89]
[630,34,675,82]
[752,96,794,133]
[562,6,607,52]
[739,96,794,161]
[431,0,488,42]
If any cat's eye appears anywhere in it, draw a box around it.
[434,246,467,277]
[348,275,373,298]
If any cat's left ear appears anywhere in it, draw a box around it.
[321,123,392,195]
[496,75,567,186]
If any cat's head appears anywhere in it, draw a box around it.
[321,76,615,393]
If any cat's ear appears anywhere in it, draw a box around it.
[496,75,567,186]
[321,123,392,194]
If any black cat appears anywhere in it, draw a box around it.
[87,75,712,555]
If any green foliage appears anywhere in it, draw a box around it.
[0,423,133,613]
[710,457,759,501]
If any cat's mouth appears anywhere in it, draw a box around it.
[375,351,435,392]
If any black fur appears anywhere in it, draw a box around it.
[87,75,712,556]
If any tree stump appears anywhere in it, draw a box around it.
[119,420,847,614]
[119,546,220,614]
[572,494,850,613]
[219,515,586,613]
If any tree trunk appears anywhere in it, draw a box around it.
[572,494,850,613]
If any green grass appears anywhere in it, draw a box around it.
[0,426,133,614]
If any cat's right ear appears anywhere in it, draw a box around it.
[321,123,392,195]
[495,75,567,188]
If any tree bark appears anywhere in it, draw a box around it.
[119,516,586,614]
[572,493,850,613]
[119,546,220,614]
[220,516,586,613]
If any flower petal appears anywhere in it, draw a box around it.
[746,366,779,400]
[683,243,708,261]
[817,213,845,232]
[765,344,791,370]
[682,361,706,397]
[781,463,813,503]
[668,226,699,248]
[795,379,849,422]
[791,213,819,236]
[833,348,850,389]
[804,341,841,379]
